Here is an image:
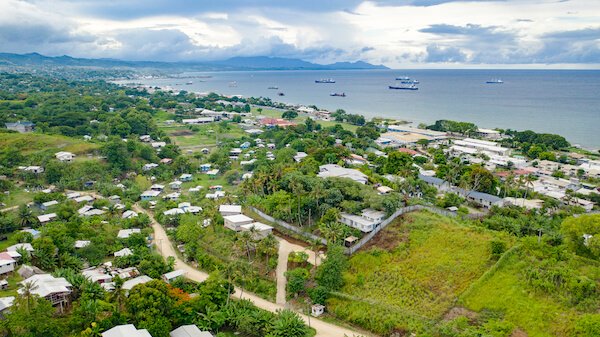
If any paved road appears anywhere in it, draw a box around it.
[133,204,368,337]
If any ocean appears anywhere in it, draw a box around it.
[118,69,600,148]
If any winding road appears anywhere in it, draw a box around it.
[133,204,368,337]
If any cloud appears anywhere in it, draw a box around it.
[425,44,467,62]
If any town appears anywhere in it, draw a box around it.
[0,72,598,337]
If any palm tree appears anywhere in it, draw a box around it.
[238,231,254,261]
[523,174,535,200]
[258,234,278,272]
[309,239,322,266]
[18,204,36,228]
[319,221,345,245]
[110,276,126,312]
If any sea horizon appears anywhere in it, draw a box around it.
[117,68,600,149]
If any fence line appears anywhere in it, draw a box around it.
[250,205,474,255]
[249,207,327,245]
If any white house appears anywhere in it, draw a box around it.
[180,173,193,182]
[114,248,133,257]
[141,190,161,201]
[205,191,225,200]
[117,228,141,239]
[7,243,34,253]
[169,181,183,190]
[122,275,153,291]
[0,253,16,276]
[162,269,186,283]
[122,210,138,219]
[223,214,254,231]
[170,325,214,337]
[74,240,91,249]
[317,164,368,184]
[143,163,159,171]
[55,151,75,162]
[294,152,308,162]
[20,274,72,309]
[164,192,181,201]
[219,204,242,216]
[37,213,57,224]
[23,166,44,174]
[340,209,387,232]
[240,222,273,239]
[102,324,152,337]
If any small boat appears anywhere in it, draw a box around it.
[395,76,410,81]
[330,92,346,97]
[389,84,418,90]
[486,79,503,84]
[267,86,279,90]
[277,92,285,96]
[315,78,335,83]
[185,81,193,85]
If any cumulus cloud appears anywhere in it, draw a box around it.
[0,0,599,67]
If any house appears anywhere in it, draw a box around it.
[189,186,203,193]
[164,192,181,201]
[311,304,325,317]
[259,118,296,128]
[219,204,242,216]
[453,138,511,156]
[151,184,165,191]
[205,191,225,199]
[5,121,34,133]
[240,141,251,149]
[178,203,201,214]
[294,152,308,162]
[223,214,254,231]
[141,190,161,201]
[81,208,106,217]
[0,296,15,316]
[340,209,387,232]
[229,148,242,157]
[206,169,220,178]
[139,135,152,142]
[74,195,94,203]
[317,164,368,184]
[66,192,81,199]
[37,212,57,224]
[418,174,451,192]
[170,325,214,337]
[346,154,367,166]
[181,117,214,124]
[143,163,159,171]
[23,166,44,174]
[7,243,34,253]
[240,222,273,239]
[0,253,16,276]
[162,269,186,283]
[117,228,141,239]
[55,151,75,162]
[102,324,152,337]
[475,128,501,140]
[122,210,138,219]
[568,197,595,212]
[242,172,253,180]
[457,189,504,209]
[164,208,185,216]
[82,268,113,284]
[151,141,167,148]
[377,186,393,195]
[20,274,72,310]
[114,248,133,257]
[122,275,153,291]
[21,228,41,239]
[180,173,193,182]
[200,163,212,172]
[160,158,173,165]
[170,181,183,190]
[74,240,91,249]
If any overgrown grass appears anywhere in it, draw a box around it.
[0,273,23,297]
[162,123,247,148]
[0,132,99,155]
[329,211,507,334]
[459,243,600,337]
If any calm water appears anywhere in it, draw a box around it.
[120,69,600,148]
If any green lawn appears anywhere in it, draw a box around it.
[162,123,247,148]
[328,211,507,335]
[251,107,359,132]
[0,273,23,297]
[1,189,33,209]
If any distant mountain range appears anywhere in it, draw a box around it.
[0,53,388,71]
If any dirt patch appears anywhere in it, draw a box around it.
[443,307,479,322]
[171,130,194,136]
[510,328,528,337]
[359,214,411,252]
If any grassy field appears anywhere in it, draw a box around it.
[161,123,247,148]
[328,211,508,334]
[459,244,600,337]
[0,273,23,297]
[0,132,99,155]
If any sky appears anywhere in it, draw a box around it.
[1,0,599,68]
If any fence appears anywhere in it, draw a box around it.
[249,207,327,245]
[251,205,472,255]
